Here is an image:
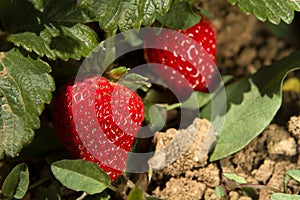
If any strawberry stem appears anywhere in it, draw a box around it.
[28,175,52,190]
[108,184,118,192]
[165,102,182,111]
[75,192,88,200]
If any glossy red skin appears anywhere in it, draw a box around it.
[144,17,217,100]
[53,76,144,181]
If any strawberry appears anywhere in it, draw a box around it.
[144,16,218,100]
[52,76,144,181]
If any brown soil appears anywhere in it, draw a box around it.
[147,117,300,200]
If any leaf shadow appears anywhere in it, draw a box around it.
[1,0,86,33]
[49,34,81,54]
[227,77,252,106]
[250,66,282,98]
[206,76,252,122]
[0,0,42,33]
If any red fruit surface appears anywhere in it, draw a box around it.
[144,17,218,99]
[53,76,144,181]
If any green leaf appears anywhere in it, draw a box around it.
[156,1,201,30]
[0,0,95,60]
[144,104,166,132]
[223,172,247,184]
[128,186,144,200]
[286,169,300,183]
[2,163,29,199]
[284,174,291,192]
[214,185,225,198]
[0,0,40,33]
[0,50,55,159]
[121,30,144,47]
[8,23,98,61]
[166,75,233,111]
[40,0,91,23]
[27,0,44,12]
[118,72,151,91]
[0,0,91,33]
[266,21,292,37]
[78,0,172,32]
[203,51,300,161]
[51,159,111,195]
[228,0,300,24]
[271,193,300,200]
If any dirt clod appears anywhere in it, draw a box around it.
[186,164,220,187]
[252,159,275,184]
[289,115,300,137]
[203,188,219,200]
[148,118,217,176]
[152,177,206,200]
[265,124,297,156]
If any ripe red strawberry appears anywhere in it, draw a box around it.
[144,16,218,100]
[53,76,144,181]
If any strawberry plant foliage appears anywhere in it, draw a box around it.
[8,24,98,61]
[0,0,98,61]
[1,163,29,199]
[0,50,55,159]
[228,0,300,24]
[51,160,113,195]
[78,0,172,31]
[202,51,300,161]
[271,193,300,200]
[0,0,91,33]
[286,170,300,184]
[155,0,201,30]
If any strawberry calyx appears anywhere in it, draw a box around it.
[106,66,129,82]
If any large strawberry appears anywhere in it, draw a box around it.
[53,76,144,181]
[144,16,218,100]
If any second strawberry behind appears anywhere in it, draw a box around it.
[144,16,219,100]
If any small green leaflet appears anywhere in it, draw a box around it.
[202,51,300,161]
[51,160,112,195]
[223,172,247,184]
[0,50,55,159]
[8,23,98,61]
[78,0,172,32]
[128,186,144,200]
[228,0,300,24]
[286,169,300,183]
[214,185,225,198]
[2,163,30,199]
[271,193,300,200]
